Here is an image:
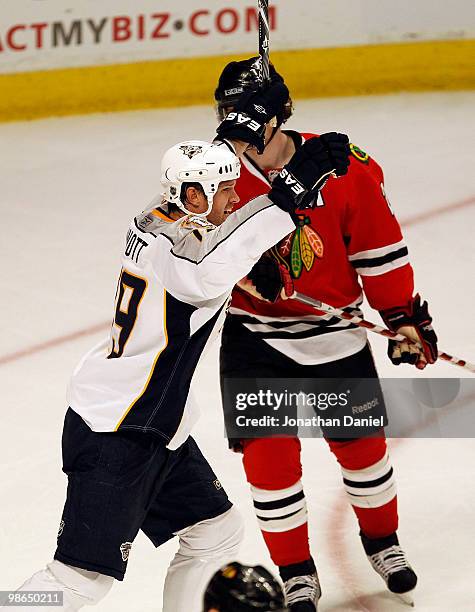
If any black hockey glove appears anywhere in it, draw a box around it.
[268,134,350,213]
[380,294,438,369]
[215,81,289,154]
[247,256,294,302]
[320,132,352,177]
[228,438,244,453]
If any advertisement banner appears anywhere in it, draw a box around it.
[1,0,474,74]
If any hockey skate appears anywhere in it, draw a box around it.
[282,572,321,611]
[361,531,417,606]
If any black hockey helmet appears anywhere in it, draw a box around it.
[203,562,287,611]
[214,56,293,125]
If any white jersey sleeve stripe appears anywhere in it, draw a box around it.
[348,239,407,261]
[348,237,409,277]
[352,254,409,277]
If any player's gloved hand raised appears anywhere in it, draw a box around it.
[320,132,352,177]
[268,134,351,213]
[215,81,289,154]
[380,294,438,369]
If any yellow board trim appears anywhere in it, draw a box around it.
[114,288,169,431]
[1,39,474,123]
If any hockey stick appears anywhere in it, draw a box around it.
[258,0,270,83]
[292,291,475,374]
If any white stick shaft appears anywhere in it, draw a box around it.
[293,292,475,374]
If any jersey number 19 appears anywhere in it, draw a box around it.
[108,269,147,359]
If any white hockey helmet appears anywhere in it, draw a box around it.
[160,140,240,216]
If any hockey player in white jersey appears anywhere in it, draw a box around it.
[8,80,351,612]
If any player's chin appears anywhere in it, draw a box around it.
[211,208,234,226]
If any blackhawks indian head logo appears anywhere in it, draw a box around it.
[179,144,203,159]
[275,215,324,279]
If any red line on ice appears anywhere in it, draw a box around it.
[401,195,475,228]
[0,321,109,366]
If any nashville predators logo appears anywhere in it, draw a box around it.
[181,215,215,230]
[274,215,324,280]
[179,144,203,159]
[120,542,132,562]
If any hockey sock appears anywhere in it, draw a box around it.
[243,438,311,567]
[327,436,398,538]
[162,506,244,612]
[355,496,399,539]
[251,481,310,566]
[13,561,113,611]
[262,521,311,567]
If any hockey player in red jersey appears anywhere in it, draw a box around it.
[215,58,438,611]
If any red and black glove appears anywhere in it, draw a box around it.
[248,257,294,302]
[239,256,294,302]
[380,294,438,369]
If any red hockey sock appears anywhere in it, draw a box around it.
[326,435,398,538]
[355,496,399,538]
[242,438,311,566]
[262,522,311,567]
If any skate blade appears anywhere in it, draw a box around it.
[396,589,415,606]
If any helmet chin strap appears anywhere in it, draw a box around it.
[198,197,214,217]
[264,124,280,151]
[178,194,213,217]
[257,116,280,154]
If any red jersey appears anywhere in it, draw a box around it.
[228,131,414,364]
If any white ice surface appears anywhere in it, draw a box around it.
[1,92,474,611]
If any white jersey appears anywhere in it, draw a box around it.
[67,196,294,449]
